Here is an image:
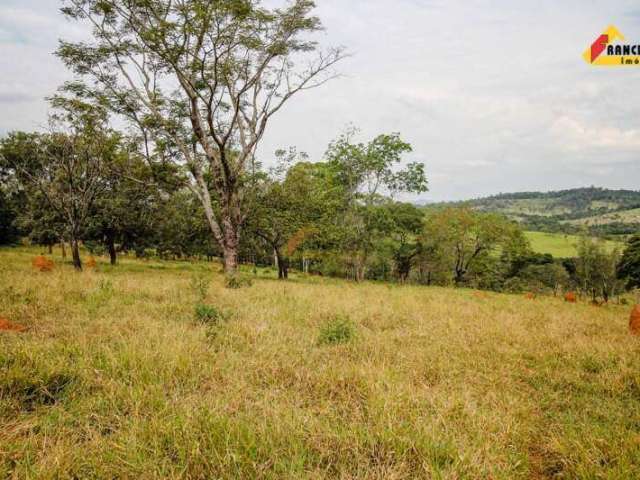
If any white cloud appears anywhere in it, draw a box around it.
[552,115,640,153]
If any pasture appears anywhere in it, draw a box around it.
[1,247,639,479]
[525,231,622,258]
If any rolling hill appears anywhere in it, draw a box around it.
[425,187,640,239]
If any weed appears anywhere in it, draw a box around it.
[194,303,229,326]
[318,315,356,345]
[190,274,211,301]
[225,275,253,289]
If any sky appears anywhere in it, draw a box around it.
[1,1,640,202]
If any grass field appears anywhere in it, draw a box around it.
[525,231,622,258]
[1,246,640,479]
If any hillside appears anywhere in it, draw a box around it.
[2,247,640,478]
[426,187,640,237]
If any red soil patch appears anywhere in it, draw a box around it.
[564,292,577,303]
[85,256,97,268]
[0,317,27,332]
[32,256,54,272]
[630,305,640,336]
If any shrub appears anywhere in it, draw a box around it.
[225,275,252,289]
[190,274,211,301]
[318,315,356,346]
[194,304,228,326]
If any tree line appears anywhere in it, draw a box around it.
[2,115,639,303]
[0,0,638,302]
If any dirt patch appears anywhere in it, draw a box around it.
[630,305,640,336]
[0,317,27,332]
[32,256,54,272]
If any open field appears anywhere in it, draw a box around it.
[525,231,622,258]
[1,246,640,479]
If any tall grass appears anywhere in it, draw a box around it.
[1,246,639,478]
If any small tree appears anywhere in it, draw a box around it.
[1,103,117,270]
[423,207,518,285]
[247,153,328,279]
[576,236,623,303]
[85,149,160,265]
[0,162,23,245]
[618,234,640,290]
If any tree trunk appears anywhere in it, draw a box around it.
[221,217,239,275]
[106,233,117,266]
[275,249,288,280]
[71,237,82,271]
[47,244,53,255]
[219,211,240,276]
[355,263,366,282]
[223,246,238,274]
[61,240,67,259]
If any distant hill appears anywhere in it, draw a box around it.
[424,187,640,237]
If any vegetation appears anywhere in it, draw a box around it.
[1,246,639,478]
[618,234,640,290]
[0,1,639,477]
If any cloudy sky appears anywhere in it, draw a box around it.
[1,0,640,201]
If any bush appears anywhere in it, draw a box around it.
[194,304,228,325]
[225,275,252,289]
[318,315,356,346]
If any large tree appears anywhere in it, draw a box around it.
[57,0,344,275]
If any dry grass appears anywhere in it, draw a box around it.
[1,246,640,479]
